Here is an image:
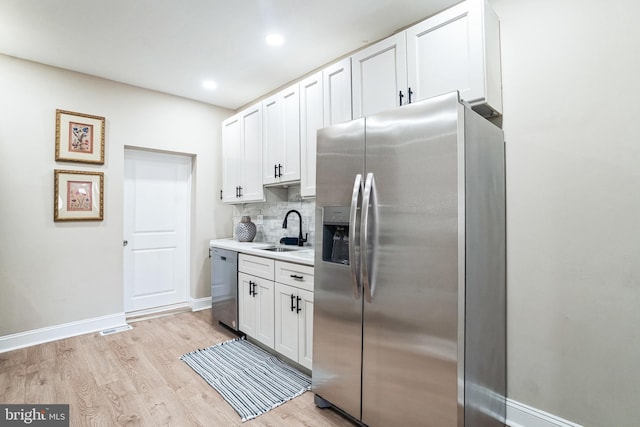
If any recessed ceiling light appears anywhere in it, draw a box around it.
[265,33,284,46]
[202,80,217,90]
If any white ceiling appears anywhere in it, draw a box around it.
[0,0,459,111]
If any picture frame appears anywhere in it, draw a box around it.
[54,170,104,221]
[55,109,105,164]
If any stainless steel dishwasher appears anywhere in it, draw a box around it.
[210,247,238,331]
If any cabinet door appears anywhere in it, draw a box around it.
[274,282,299,362]
[280,85,300,183]
[323,58,352,126]
[238,272,257,337]
[297,288,314,370]
[263,84,300,185]
[221,114,242,203]
[241,104,264,202]
[406,0,502,115]
[299,72,323,198]
[254,277,274,349]
[351,32,407,119]
[262,93,281,185]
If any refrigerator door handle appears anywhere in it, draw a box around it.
[361,172,376,303]
[348,174,362,299]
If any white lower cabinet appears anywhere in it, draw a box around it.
[274,261,314,369]
[238,272,274,349]
[237,253,314,369]
[238,254,275,349]
[237,254,313,368]
[274,283,314,369]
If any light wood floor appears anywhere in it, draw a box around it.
[0,309,355,427]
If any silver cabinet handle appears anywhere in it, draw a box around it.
[360,172,376,303]
[349,174,362,299]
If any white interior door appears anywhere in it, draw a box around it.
[124,149,191,313]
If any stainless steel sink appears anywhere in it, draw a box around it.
[260,246,303,252]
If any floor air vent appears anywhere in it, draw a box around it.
[99,324,133,336]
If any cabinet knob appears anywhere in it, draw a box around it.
[296,296,302,313]
[399,90,404,106]
[290,274,304,280]
[408,87,413,104]
[290,294,296,312]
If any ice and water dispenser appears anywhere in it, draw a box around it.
[322,206,352,265]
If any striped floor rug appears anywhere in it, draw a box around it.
[180,338,311,422]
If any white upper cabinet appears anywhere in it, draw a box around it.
[300,58,353,198]
[263,84,301,186]
[351,0,502,119]
[299,71,323,198]
[242,105,265,201]
[222,0,502,202]
[352,33,408,119]
[406,0,502,116]
[323,58,352,126]
[221,104,264,204]
[221,114,242,203]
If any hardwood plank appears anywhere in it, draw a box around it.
[0,364,26,404]
[99,380,155,427]
[0,309,355,426]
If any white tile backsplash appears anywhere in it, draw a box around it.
[232,186,315,245]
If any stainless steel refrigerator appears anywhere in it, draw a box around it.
[312,91,506,427]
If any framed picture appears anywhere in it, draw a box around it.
[54,170,104,221]
[55,109,105,164]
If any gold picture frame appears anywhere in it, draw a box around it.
[55,109,105,164]
[54,170,104,221]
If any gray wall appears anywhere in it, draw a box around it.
[0,55,233,336]
[490,0,640,425]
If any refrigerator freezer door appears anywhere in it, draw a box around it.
[361,92,462,427]
[313,119,365,420]
[463,110,507,426]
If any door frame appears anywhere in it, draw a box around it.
[123,147,193,317]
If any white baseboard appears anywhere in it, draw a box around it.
[0,312,127,353]
[126,302,191,320]
[507,398,583,427]
[190,296,212,312]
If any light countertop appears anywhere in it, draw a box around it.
[209,238,314,266]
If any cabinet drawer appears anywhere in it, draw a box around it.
[275,261,314,292]
[239,254,275,280]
